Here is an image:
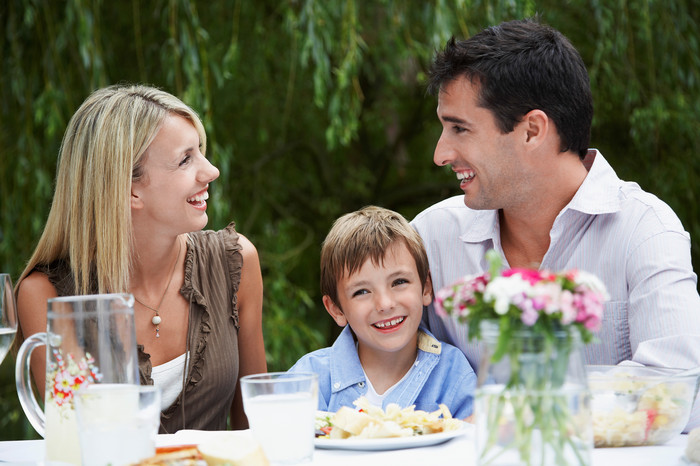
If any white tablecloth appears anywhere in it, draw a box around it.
[0,427,693,465]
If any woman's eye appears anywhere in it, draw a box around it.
[179,155,192,166]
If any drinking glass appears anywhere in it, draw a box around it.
[0,273,18,365]
[241,372,318,465]
[75,384,161,466]
[15,293,139,465]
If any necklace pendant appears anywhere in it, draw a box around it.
[152,315,162,325]
[156,327,160,338]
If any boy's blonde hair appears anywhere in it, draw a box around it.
[320,206,430,307]
[17,84,206,297]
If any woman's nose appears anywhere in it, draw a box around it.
[198,156,220,183]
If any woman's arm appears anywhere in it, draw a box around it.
[229,233,267,429]
[16,271,59,398]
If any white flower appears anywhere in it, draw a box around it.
[484,275,530,315]
[574,270,610,299]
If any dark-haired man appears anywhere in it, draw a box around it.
[411,18,700,429]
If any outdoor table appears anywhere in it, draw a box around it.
[0,425,693,465]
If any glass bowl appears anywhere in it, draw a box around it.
[588,365,700,447]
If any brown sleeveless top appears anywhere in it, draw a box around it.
[36,222,243,433]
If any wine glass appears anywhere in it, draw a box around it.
[0,273,18,364]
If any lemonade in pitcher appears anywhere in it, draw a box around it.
[45,347,103,465]
[15,294,139,466]
[45,398,81,464]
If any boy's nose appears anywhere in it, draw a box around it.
[375,291,396,312]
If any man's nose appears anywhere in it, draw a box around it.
[433,133,453,167]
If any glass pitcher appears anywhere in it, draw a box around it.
[15,293,139,465]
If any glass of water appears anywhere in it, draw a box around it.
[75,384,161,466]
[241,372,318,465]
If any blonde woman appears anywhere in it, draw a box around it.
[16,84,267,431]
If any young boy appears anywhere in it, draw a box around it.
[289,206,475,419]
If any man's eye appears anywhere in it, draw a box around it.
[179,155,191,166]
[453,125,467,134]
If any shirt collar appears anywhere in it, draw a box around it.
[328,326,442,393]
[458,149,621,245]
[565,149,622,215]
[459,210,500,244]
[329,326,367,392]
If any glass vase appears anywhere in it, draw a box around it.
[475,321,592,466]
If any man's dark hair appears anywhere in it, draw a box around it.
[428,18,593,159]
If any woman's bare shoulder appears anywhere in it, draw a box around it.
[17,271,58,301]
[236,233,259,262]
[17,271,58,334]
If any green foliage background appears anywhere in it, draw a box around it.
[1,0,698,440]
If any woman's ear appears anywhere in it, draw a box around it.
[130,190,144,210]
[322,295,348,327]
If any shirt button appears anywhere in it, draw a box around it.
[333,382,340,389]
[358,381,365,388]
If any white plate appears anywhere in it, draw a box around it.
[314,422,468,451]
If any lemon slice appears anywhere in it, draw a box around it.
[197,431,269,466]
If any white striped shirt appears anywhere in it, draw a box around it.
[411,150,700,429]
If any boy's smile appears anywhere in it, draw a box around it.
[323,241,432,365]
[373,316,406,332]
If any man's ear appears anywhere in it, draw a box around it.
[522,109,549,146]
[322,295,348,327]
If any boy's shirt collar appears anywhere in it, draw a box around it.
[328,325,441,393]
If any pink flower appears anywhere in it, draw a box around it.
[434,250,608,344]
[521,307,539,326]
[503,268,544,285]
[558,290,576,324]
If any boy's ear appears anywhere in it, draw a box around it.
[422,273,434,307]
[322,295,347,327]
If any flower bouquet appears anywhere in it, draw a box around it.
[435,250,608,466]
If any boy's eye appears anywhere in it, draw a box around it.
[392,278,409,287]
[352,289,369,297]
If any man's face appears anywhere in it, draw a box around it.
[434,77,534,211]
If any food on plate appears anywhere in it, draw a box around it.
[197,433,269,466]
[590,373,694,447]
[316,396,462,440]
[686,427,700,463]
[136,432,268,466]
[136,445,204,466]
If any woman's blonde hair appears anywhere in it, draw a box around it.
[18,84,206,295]
[320,205,430,307]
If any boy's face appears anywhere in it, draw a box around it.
[323,241,432,360]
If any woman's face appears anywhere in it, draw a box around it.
[131,114,219,235]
